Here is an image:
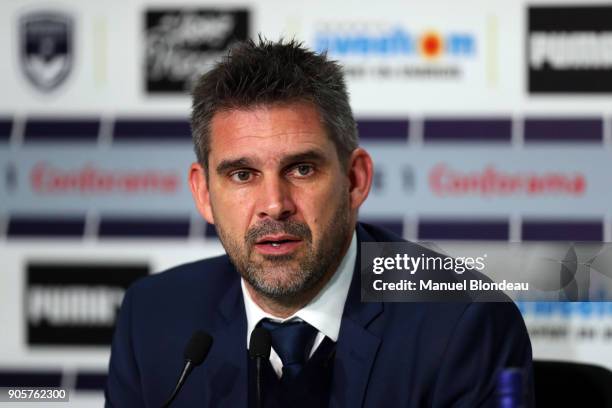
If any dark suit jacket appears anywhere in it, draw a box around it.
[106,223,534,407]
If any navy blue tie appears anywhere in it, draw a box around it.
[260,319,318,382]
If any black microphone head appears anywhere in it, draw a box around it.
[183,331,213,366]
[249,327,272,359]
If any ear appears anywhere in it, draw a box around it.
[346,148,373,210]
[188,162,215,224]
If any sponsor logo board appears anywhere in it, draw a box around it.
[312,22,477,81]
[528,5,612,93]
[145,8,249,94]
[26,263,149,346]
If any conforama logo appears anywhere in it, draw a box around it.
[314,27,476,59]
[429,164,586,197]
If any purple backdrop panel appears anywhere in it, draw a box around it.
[113,118,191,141]
[0,118,12,142]
[7,215,85,238]
[98,217,190,238]
[522,220,603,241]
[75,372,107,391]
[524,118,602,142]
[24,118,100,142]
[418,219,509,240]
[424,118,511,142]
[205,223,218,238]
[357,119,409,141]
[0,371,62,387]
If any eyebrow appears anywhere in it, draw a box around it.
[215,149,328,175]
[215,157,254,175]
[278,149,327,169]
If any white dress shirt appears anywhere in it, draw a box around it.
[241,231,356,378]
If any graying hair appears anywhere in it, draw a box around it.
[190,37,358,169]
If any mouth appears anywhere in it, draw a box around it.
[253,234,303,255]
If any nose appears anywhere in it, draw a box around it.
[256,175,297,221]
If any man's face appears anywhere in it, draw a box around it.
[197,102,355,301]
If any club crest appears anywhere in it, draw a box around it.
[19,11,73,92]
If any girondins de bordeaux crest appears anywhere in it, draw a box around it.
[19,11,73,92]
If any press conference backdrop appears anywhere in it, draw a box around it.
[1,0,612,405]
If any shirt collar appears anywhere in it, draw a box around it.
[242,230,357,346]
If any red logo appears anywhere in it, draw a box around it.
[31,162,180,194]
[429,164,586,196]
[420,31,444,59]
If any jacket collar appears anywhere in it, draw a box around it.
[203,258,249,407]
[329,223,383,408]
[343,223,384,327]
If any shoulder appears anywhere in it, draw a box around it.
[382,299,526,337]
[130,254,234,294]
[123,254,238,321]
[380,302,531,376]
[377,301,530,384]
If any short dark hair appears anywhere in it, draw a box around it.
[190,37,358,169]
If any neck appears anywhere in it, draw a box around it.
[246,231,353,319]
[244,277,327,318]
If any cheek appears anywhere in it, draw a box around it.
[296,181,345,229]
[210,188,253,236]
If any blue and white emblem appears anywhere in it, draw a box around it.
[20,11,73,92]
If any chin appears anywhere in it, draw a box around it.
[250,272,315,298]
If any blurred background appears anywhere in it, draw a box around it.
[1,0,612,405]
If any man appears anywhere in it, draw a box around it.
[106,38,533,407]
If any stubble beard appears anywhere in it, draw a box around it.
[215,195,352,304]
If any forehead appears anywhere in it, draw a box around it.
[208,103,335,163]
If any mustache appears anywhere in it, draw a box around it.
[245,220,312,246]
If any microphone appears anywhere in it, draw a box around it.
[249,327,271,408]
[161,331,213,408]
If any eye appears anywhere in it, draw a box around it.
[230,170,253,183]
[291,164,314,178]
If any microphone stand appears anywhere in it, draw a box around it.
[161,360,194,408]
[255,357,263,408]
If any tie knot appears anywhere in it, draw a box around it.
[259,319,318,380]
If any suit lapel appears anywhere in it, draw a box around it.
[201,262,249,407]
[330,224,384,408]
